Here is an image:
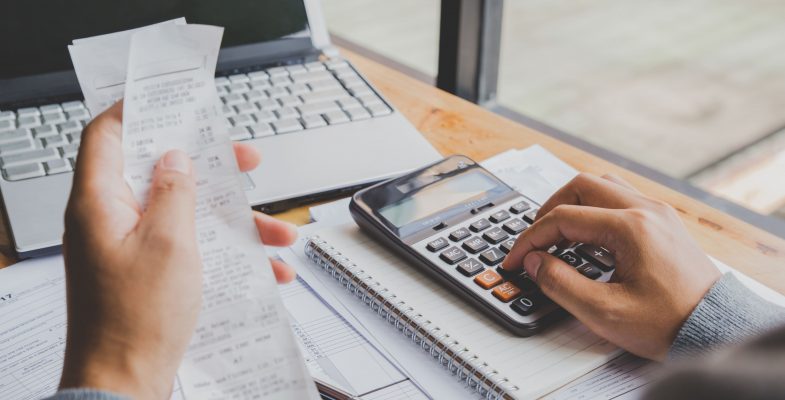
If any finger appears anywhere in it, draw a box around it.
[254,212,297,247]
[537,173,646,221]
[523,251,614,321]
[138,150,196,237]
[271,258,297,283]
[601,173,640,193]
[502,205,622,270]
[233,142,261,173]
[71,101,124,196]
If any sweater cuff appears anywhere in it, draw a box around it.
[669,273,785,360]
[43,389,130,400]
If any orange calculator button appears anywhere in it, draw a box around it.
[492,282,521,302]
[474,269,503,289]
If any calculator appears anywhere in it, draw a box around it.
[349,155,615,336]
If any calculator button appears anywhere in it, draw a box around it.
[474,269,503,289]
[456,259,484,277]
[482,227,508,244]
[489,210,510,223]
[575,244,615,271]
[426,237,449,252]
[558,251,583,268]
[492,282,521,302]
[449,228,470,242]
[495,266,520,282]
[502,219,527,235]
[509,201,531,214]
[479,248,506,266]
[511,297,537,316]
[439,247,467,264]
[500,238,516,254]
[577,263,603,280]
[469,219,492,232]
[462,236,489,254]
[512,275,539,294]
[522,209,539,224]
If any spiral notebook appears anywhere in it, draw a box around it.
[303,223,621,400]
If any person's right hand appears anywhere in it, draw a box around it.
[502,173,721,361]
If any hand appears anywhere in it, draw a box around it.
[502,173,721,361]
[59,102,297,398]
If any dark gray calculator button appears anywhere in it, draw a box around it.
[470,219,492,232]
[577,263,603,280]
[512,275,538,294]
[495,266,520,281]
[482,227,508,244]
[502,219,527,235]
[511,296,536,316]
[522,209,538,224]
[558,251,583,268]
[509,201,531,214]
[489,210,510,223]
[440,246,467,264]
[462,236,489,254]
[456,259,484,277]
[575,244,615,271]
[479,248,505,266]
[500,238,516,254]
[426,237,449,252]
[448,228,470,242]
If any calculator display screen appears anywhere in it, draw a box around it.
[379,172,497,228]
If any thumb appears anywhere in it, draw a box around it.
[524,251,611,318]
[139,150,196,235]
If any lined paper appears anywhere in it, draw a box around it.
[314,224,620,399]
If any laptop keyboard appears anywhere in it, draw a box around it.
[0,59,392,182]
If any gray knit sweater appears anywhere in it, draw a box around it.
[45,273,785,400]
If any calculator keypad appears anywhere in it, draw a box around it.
[439,246,467,264]
[462,236,489,254]
[469,218,492,232]
[426,237,449,252]
[414,197,616,328]
[449,228,471,242]
[456,258,484,277]
[482,227,508,244]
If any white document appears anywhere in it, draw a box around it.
[0,254,427,400]
[282,274,429,399]
[70,22,317,399]
[68,18,185,116]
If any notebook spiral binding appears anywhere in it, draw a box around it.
[305,237,519,400]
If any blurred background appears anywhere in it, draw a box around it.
[322,0,785,228]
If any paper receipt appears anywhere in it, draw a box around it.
[70,22,318,400]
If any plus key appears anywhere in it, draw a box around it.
[575,244,615,271]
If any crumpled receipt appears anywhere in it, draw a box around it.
[70,22,318,400]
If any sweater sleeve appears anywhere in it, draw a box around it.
[668,272,785,359]
[42,389,129,400]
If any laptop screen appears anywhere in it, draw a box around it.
[0,0,310,80]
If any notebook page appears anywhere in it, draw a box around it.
[314,223,620,399]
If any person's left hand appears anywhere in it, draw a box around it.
[58,101,297,399]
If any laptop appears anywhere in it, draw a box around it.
[0,0,441,257]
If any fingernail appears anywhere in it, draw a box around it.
[161,150,191,174]
[523,253,542,281]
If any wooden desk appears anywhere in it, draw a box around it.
[3,48,783,295]
[280,48,785,295]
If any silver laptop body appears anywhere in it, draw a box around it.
[0,0,440,257]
